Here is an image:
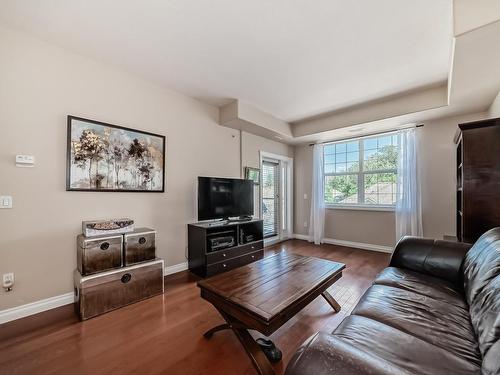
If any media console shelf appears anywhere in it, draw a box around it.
[188,219,264,278]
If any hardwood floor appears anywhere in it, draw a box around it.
[0,240,390,375]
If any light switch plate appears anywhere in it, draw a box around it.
[0,196,13,209]
[15,154,35,167]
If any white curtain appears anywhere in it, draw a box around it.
[396,128,423,240]
[309,144,325,244]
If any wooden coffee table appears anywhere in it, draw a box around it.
[197,252,345,375]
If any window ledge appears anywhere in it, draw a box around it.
[326,204,395,212]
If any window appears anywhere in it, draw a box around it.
[324,133,399,207]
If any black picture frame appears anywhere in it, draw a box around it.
[66,115,166,192]
[244,167,260,185]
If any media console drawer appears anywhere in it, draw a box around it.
[206,240,264,265]
[206,250,264,277]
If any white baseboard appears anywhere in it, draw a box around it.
[0,261,190,325]
[293,233,310,241]
[0,292,75,325]
[164,261,188,275]
[292,233,393,253]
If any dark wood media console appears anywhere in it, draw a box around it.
[188,219,264,278]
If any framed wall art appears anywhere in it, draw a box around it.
[244,167,260,185]
[67,116,165,192]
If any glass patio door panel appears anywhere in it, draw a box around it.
[262,160,280,238]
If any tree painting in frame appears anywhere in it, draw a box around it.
[67,116,165,192]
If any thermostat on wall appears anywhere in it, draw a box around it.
[15,155,35,167]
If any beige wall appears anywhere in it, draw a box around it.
[453,0,500,35]
[488,91,500,118]
[0,26,244,310]
[293,111,487,246]
[419,112,486,239]
[0,27,294,311]
[241,131,293,172]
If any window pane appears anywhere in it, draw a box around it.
[364,149,377,160]
[346,141,359,152]
[346,151,358,162]
[335,143,346,153]
[363,172,396,205]
[378,145,397,169]
[364,145,397,171]
[325,175,358,204]
[364,138,377,150]
[324,145,335,155]
[324,163,335,174]
[346,162,359,172]
[325,154,335,164]
[378,135,392,148]
[336,153,346,163]
[335,163,347,173]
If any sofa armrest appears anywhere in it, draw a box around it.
[390,236,472,288]
[284,332,409,375]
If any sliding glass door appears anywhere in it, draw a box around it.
[262,160,280,238]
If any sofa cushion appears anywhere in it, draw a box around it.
[285,331,413,375]
[333,315,481,375]
[350,284,481,366]
[373,267,467,308]
[463,227,500,358]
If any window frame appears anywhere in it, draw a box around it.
[323,132,398,211]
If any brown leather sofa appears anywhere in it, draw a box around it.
[285,228,500,375]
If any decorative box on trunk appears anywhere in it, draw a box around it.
[82,218,134,237]
[123,228,156,266]
[74,259,164,320]
[77,234,123,276]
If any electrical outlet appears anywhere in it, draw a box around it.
[3,273,14,291]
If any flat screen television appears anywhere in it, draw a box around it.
[198,177,254,221]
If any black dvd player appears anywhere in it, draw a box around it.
[209,236,235,252]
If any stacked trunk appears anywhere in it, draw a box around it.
[74,225,164,320]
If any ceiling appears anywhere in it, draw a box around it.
[0,0,453,122]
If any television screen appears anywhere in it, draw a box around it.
[198,177,254,220]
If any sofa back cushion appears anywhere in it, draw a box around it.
[463,227,500,359]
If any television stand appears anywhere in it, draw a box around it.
[188,219,264,278]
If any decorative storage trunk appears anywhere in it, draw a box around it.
[74,259,164,320]
[123,228,156,266]
[77,234,123,276]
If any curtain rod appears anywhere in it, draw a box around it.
[308,124,424,146]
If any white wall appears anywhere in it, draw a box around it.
[294,111,488,246]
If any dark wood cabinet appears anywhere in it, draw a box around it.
[188,219,264,278]
[455,117,500,243]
